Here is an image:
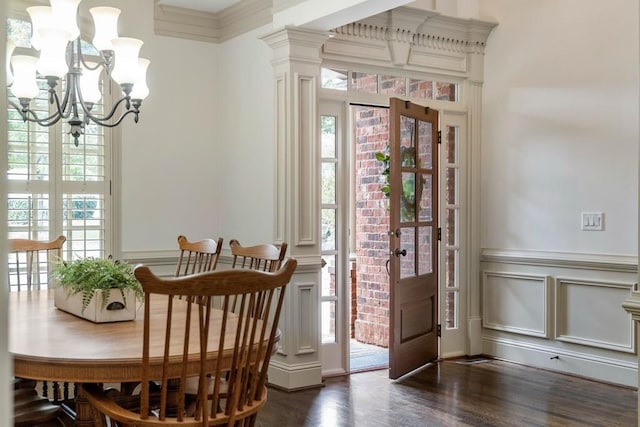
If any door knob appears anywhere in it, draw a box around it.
[394,248,407,257]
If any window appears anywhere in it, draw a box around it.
[7,18,113,284]
[322,67,460,102]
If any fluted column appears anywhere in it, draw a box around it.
[262,27,330,390]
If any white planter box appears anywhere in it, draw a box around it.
[54,286,138,323]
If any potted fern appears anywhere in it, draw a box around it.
[52,256,143,323]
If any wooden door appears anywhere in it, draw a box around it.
[388,98,439,379]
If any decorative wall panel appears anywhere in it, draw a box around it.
[483,271,551,338]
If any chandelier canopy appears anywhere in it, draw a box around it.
[6,0,150,146]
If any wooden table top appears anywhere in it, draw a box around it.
[9,290,244,383]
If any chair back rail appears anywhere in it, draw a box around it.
[84,258,297,426]
[8,236,66,291]
[175,235,224,277]
[229,239,287,272]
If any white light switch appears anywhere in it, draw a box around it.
[581,212,604,231]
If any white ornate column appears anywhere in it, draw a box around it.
[262,27,330,390]
[622,294,640,426]
[465,21,496,355]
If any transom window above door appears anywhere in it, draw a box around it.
[321,68,459,102]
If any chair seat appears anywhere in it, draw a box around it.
[14,388,62,427]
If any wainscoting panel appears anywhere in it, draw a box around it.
[555,278,636,353]
[481,248,638,387]
[482,272,551,338]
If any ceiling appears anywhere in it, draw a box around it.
[156,0,243,14]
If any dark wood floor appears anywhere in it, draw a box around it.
[256,359,637,426]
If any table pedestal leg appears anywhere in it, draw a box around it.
[75,385,96,427]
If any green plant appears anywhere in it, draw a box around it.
[52,256,143,313]
[375,146,425,220]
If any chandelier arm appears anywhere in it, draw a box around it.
[82,95,132,123]
[9,100,64,127]
[85,108,139,128]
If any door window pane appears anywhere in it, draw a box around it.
[401,172,416,223]
[400,116,415,167]
[418,174,432,222]
[446,168,457,205]
[399,227,415,279]
[322,255,337,297]
[418,226,433,275]
[418,120,433,169]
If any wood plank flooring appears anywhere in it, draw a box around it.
[256,359,637,426]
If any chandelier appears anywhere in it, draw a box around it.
[6,0,150,146]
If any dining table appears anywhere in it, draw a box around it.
[9,289,258,427]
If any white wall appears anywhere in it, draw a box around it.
[214,24,277,246]
[81,1,222,254]
[481,0,639,254]
[478,0,639,386]
[103,1,277,255]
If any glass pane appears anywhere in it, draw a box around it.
[399,227,415,279]
[446,126,458,164]
[418,226,433,275]
[418,174,432,222]
[445,291,458,329]
[321,116,336,158]
[8,83,50,182]
[322,163,336,204]
[352,72,378,93]
[446,167,457,205]
[401,172,416,223]
[435,81,458,102]
[446,208,456,246]
[8,194,50,239]
[321,300,337,343]
[321,209,336,251]
[380,75,406,96]
[418,120,433,169]
[321,68,348,90]
[399,116,415,167]
[445,249,457,288]
[62,194,105,259]
[408,79,433,99]
[321,255,337,297]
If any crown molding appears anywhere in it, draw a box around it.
[153,0,272,44]
[324,7,497,76]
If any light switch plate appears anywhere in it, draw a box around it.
[581,212,604,231]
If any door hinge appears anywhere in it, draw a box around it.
[437,324,442,337]
[437,227,441,241]
[437,130,441,144]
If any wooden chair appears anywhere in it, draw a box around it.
[8,235,66,291]
[84,259,297,426]
[229,239,287,272]
[175,235,223,277]
[8,236,68,426]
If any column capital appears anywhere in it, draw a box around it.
[261,26,330,65]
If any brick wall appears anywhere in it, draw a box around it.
[354,105,390,347]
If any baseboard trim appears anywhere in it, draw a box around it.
[483,336,638,388]
[268,360,323,390]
